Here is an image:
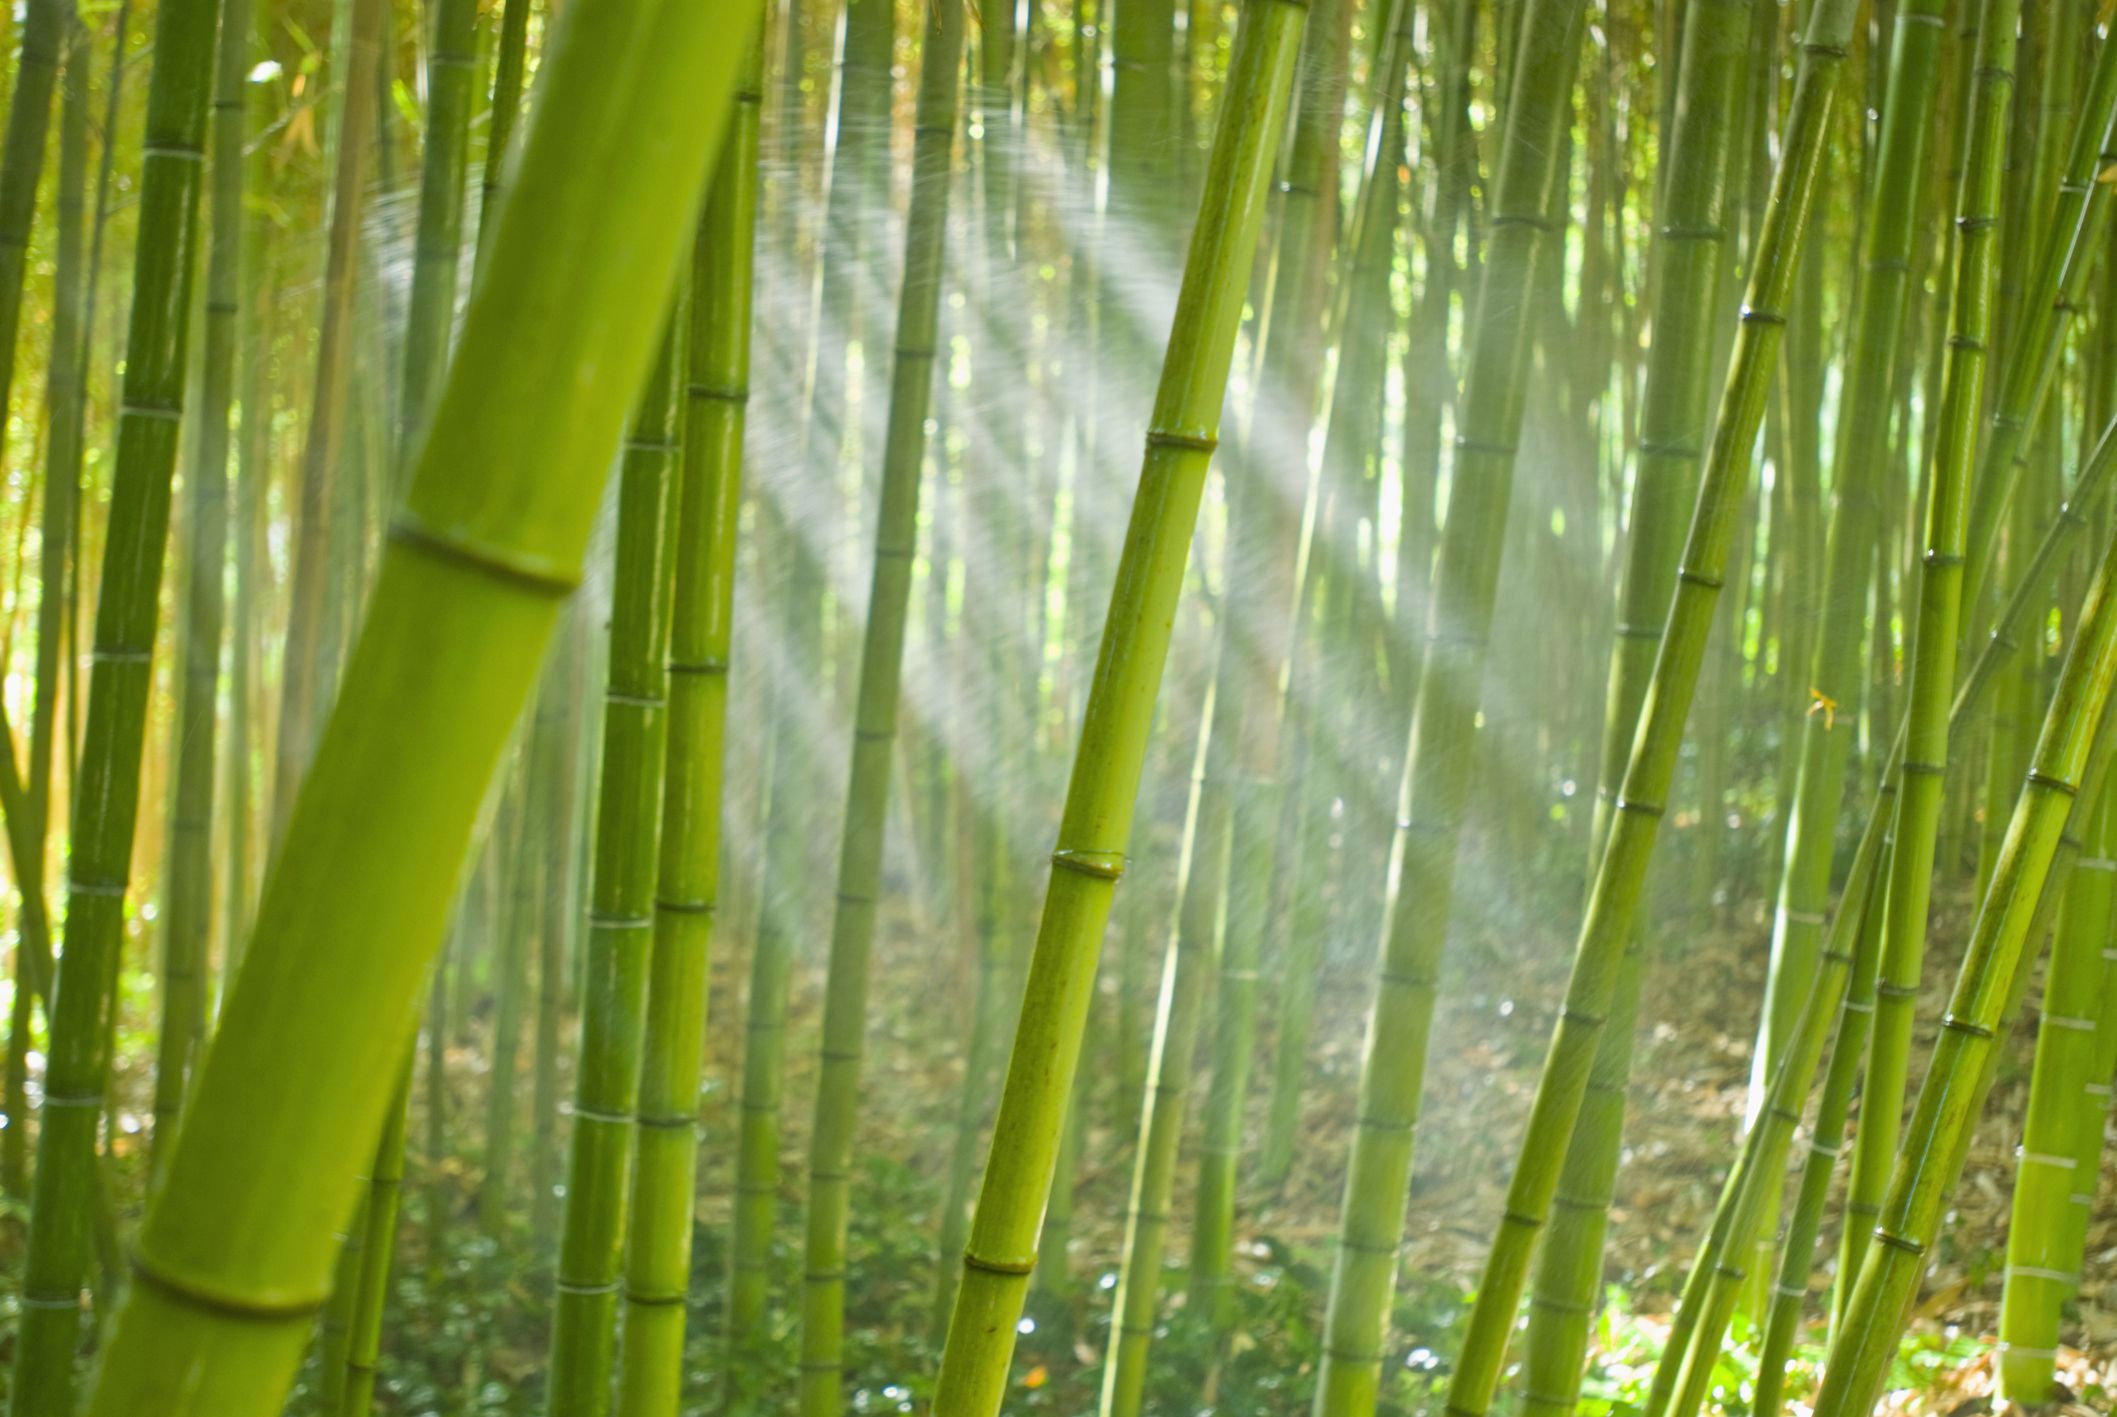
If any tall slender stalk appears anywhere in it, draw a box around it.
[10,0,220,1408]
[152,0,256,1180]
[545,313,685,1417]
[1840,0,2018,1297]
[1748,0,1946,1208]
[797,4,964,1406]
[1313,4,1590,1412]
[1439,2,1861,1411]
[1522,3,1751,1405]
[79,3,761,1410]
[614,27,761,1417]
[270,0,386,840]
[928,0,1310,1405]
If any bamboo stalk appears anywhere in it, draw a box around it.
[10,0,222,1407]
[78,3,762,1409]
[929,0,1310,1405]
[614,26,762,1415]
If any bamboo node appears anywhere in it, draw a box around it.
[2004,1265,2078,1284]
[1611,795,1664,820]
[1799,40,1850,58]
[19,1292,83,1310]
[1998,1342,2061,1359]
[69,876,128,897]
[2025,769,2081,798]
[2014,1149,2076,1170]
[2039,1014,2096,1032]
[668,657,730,676]
[1051,847,1126,880]
[1777,904,1827,926]
[1453,434,1519,457]
[141,141,206,162]
[1502,1207,1546,1232]
[1773,1282,1808,1300]
[565,1102,632,1124]
[688,383,750,403]
[129,1250,332,1320]
[1488,212,1557,234]
[1939,1013,1996,1040]
[1872,1229,1924,1256]
[587,912,652,931]
[1810,1137,1842,1157]
[624,1289,690,1307]
[1738,305,1787,326]
[389,515,580,598]
[1675,568,1723,591]
[120,399,182,422]
[1145,429,1217,454]
[1614,621,1661,641]
[655,897,715,916]
[1336,1234,1403,1255]
[961,1249,1036,1276]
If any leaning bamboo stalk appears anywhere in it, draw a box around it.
[1841,0,2018,1299]
[929,0,1311,1406]
[1958,23,2117,623]
[77,4,761,1410]
[10,0,222,1408]
[614,27,761,1417]
[1811,507,2117,1417]
[1439,3,1861,1412]
[796,3,964,1409]
[1314,3,1591,1412]
[1652,413,2117,1417]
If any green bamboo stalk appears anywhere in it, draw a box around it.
[1996,770,2113,1403]
[1750,844,1887,1417]
[1312,3,1591,1412]
[9,0,220,1407]
[722,519,820,1403]
[797,5,964,1406]
[28,0,85,934]
[614,29,760,1417]
[1439,3,1860,1413]
[1665,411,2117,1417]
[1840,0,2018,1301]
[398,0,479,458]
[1184,0,1353,1331]
[544,312,685,1417]
[78,3,760,1410]
[928,0,1308,1406]
[1519,4,1751,1406]
[270,0,386,841]
[1957,17,2117,625]
[152,0,255,1182]
[1811,510,2117,1417]
[339,1053,413,1417]
[5,9,90,1196]
[482,781,533,1234]
[476,0,530,262]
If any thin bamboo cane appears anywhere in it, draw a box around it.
[1313,3,1591,1411]
[544,314,685,1417]
[9,0,221,1407]
[796,2,965,1407]
[77,4,762,1410]
[338,1053,413,1417]
[614,28,761,1416]
[1439,3,1861,1412]
[397,0,479,457]
[929,0,1310,1405]
[152,0,255,1182]
[269,0,386,841]
[475,0,530,263]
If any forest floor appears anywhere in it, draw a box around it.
[12,855,2115,1415]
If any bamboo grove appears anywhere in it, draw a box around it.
[0,0,2114,1412]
